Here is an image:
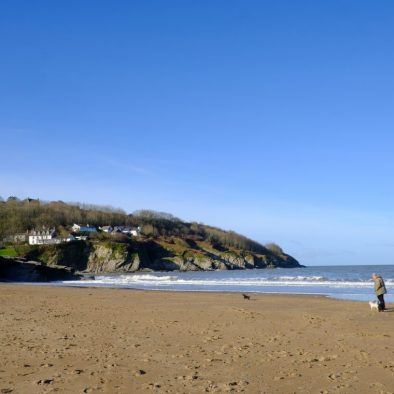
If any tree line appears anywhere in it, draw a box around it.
[0,196,279,255]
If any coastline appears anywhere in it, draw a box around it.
[0,281,369,303]
[1,279,389,304]
[1,285,393,393]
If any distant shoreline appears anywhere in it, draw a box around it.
[2,261,392,303]
[0,280,381,304]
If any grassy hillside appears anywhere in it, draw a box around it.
[0,196,301,270]
[1,197,280,255]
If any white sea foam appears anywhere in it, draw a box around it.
[69,274,394,289]
[96,274,178,282]
[269,275,327,282]
[54,265,394,302]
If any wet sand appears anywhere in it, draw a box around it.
[0,285,393,393]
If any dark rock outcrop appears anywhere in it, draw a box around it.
[16,238,302,274]
[0,256,81,282]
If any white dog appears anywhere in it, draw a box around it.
[369,301,379,311]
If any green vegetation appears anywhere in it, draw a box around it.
[0,197,132,238]
[0,247,17,257]
[0,196,275,255]
[0,197,302,271]
[264,243,284,256]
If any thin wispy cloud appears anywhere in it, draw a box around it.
[89,155,154,176]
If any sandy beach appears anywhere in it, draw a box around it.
[0,285,393,394]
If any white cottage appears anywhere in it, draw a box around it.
[28,229,57,245]
[99,226,113,233]
[122,226,141,236]
[72,224,97,233]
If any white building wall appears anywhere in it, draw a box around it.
[28,234,55,245]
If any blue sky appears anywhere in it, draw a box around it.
[1,1,393,265]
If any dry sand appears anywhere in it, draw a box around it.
[0,285,393,394]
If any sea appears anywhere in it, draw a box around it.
[57,265,394,303]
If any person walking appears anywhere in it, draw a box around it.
[372,273,387,312]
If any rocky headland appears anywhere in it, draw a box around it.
[0,256,81,282]
[10,237,301,275]
[0,198,302,280]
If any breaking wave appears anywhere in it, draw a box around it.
[65,273,394,288]
[57,265,394,301]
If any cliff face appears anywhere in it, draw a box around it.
[19,238,301,273]
[0,256,81,282]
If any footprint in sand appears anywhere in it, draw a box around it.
[36,378,54,385]
[134,369,146,376]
